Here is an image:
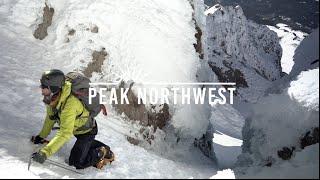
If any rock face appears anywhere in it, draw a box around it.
[113,82,171,134]
[300,127,319,149]
[33,3,54,40]
[83,48,108,77]
[204,4,282,102]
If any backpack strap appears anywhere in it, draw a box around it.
[49,95,83,121]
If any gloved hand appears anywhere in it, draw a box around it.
[32,151,47,164]
[31,135,48,144]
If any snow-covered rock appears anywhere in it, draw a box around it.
[203,4,282,103]
[236,68,319,178]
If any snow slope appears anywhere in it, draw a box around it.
[268,23,307,74]
[0,0,223,178]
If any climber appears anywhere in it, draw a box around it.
[31,69,114,169]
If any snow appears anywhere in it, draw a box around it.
[212,131,242,169]
[236,68,319,178]
[288,68,319,110]
[210,169,235,179]
[203,4,282,103]
[0,0,318,178]
[0,0,224,178]
[268,23,307,74]
[238,144,319,179]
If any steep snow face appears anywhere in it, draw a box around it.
[43,0,212,138]
[46,0,199,84]
[2,0,213,139]
[267,24,307,74]
[204,4,282,102]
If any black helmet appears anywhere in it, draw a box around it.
[40,69,65,94]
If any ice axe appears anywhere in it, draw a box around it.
[28,136,49,171]
[28,137,84,175]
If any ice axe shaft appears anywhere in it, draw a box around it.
[46,159,84,175]
[28,138,49,171]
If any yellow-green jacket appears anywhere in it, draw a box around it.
[39,81,92,157]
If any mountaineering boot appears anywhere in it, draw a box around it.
[95,146,115,169]
[104,149,115,164]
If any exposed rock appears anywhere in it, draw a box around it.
[300,127,319,149]
[209,61,248,88]
[193,24,204,59]
[33,3,54,40]
[277,147,295,160]
[91,25,99,33]
[83,48,108,77]
[68,29,76,36]
[126,136,140,146]
[194,124,215,159]
[113,81,171,131]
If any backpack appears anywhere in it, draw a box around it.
[64,72,107,130]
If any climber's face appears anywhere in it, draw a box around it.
[41,87,51,96]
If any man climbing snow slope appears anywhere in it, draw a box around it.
[31,69,114,169]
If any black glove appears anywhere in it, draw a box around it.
[31,135,46,144]
[32,151,47,164]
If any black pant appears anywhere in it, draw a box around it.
[68,127,108,169]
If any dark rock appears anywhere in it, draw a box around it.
[91,25,99,33]
[83,48,108,77]
[300,127,319,149]
[193,24,204,59]
[194,124,215,159]
[68,29,76,36]
[208,61,248,88]
[277,147,295,160]
[126,136,140,146]
[113,81,171,131]
[33,3,54,40]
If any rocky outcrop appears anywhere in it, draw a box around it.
[300,127,319,149]
[83,48,108,77]
[194,124,215,159]
[113,81,171,145]
[203,4,282,102]
[33,3,54,40]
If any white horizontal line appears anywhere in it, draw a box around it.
[90,82,236,86]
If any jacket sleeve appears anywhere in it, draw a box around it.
[39,106,55,138]
[40,100,76,157]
